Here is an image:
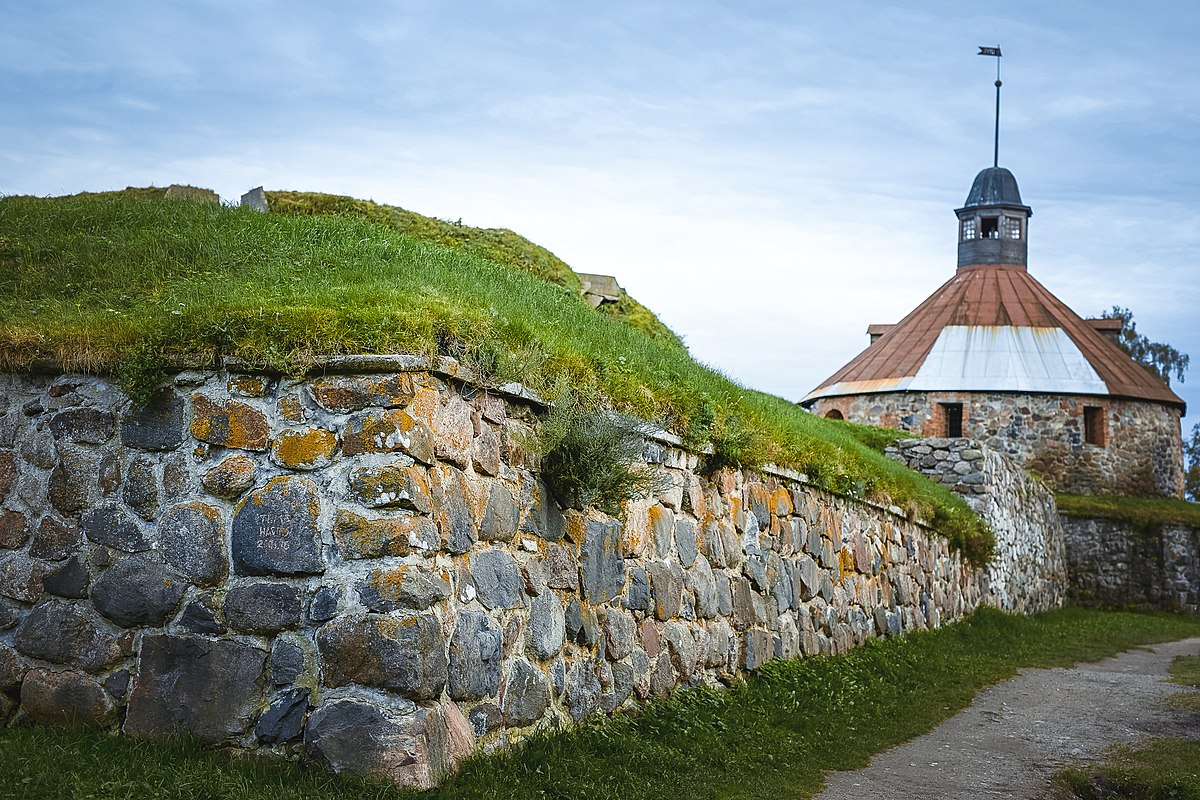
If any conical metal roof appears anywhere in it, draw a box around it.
[803,265,1185,408]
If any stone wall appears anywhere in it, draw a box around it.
[811,391,1184,498]
[0,363,1059,788]
[886,438,1068,615]
[1060,515,1200,615]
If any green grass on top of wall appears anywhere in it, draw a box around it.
[0,191,990,560]
[1055,493,1200,532]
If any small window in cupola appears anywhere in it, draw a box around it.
[961,218,978,241]
[980,217,1000,239]
[1004,216,1022,239]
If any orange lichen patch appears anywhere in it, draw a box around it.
[332,510,413,559]
[837,547,856,581]
[621,500,651,557]
[272,428,337,470]
[342,409,418,456]
[200,453,256,496]
[277,394,307,423]
[745,483,769,514]
[769,488,793,517]
[368,565,412,601]
[310,373,415,413]
[768,515,784,541]
[228,375,271,397]
[852,531,872,573]
[564,510,587,544]
[190,394,269,452]
[406,387,441,426]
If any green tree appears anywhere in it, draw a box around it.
[1101,306,1189,386]
[1185,422,1200,503]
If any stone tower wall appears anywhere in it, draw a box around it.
[811,391,1183,498]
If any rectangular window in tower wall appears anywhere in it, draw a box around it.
[961,219,978,241]
[940,403,964,438]
[1084,406,1106,446]
[1004,216,1022,239]
[980,217,999,239]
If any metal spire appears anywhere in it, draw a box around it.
[978,46,1003,167]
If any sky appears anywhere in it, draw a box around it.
[3,1,1198,428]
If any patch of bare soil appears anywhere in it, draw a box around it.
[815,637,1200,800]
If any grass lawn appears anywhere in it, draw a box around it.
[0,191,989,560]
[2,607,1199,800]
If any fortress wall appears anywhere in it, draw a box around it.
[886,437,1069,615]
[0,364,1059,788]
[811,391,1184,499]
[1060,515,1200,615]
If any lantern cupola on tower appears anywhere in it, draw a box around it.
[955,166,1031,269]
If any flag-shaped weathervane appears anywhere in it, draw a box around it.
[978,45,1003,167]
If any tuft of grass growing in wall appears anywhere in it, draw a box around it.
[530,391,666,514]
[0,192,991,560]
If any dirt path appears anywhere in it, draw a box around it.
[815,637,1200,800]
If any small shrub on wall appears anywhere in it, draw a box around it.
[533,392,665,514]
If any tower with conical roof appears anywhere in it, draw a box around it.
[802,143,1185,498]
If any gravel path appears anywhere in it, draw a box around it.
[815,637,1200,800]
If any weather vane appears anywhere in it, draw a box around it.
[978,45,1003,168]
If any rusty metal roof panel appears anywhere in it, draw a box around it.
[804,265,1185,409]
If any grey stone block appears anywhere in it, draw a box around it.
[90,554,186,628]
[125,634,266,743]
[49,408,115,444]
[499,662,549,729]
[21,668,115,729]
[317,613,447,701]
[255,688,309,744]
[527,590,565,660]
[580,519,624,604]
[270,637,307,685]
[564,659,601,721]
[42,555,89,599]
[223,582,302,635]
[448,611,502,701]
[120,393,185,451]
[158,502,227,586]
[81,504,149,553]
[470,549,524,610]
[232,477,324,577]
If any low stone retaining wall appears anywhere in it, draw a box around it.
[0,362,1061,788]
[1061,516,1200,615]
[886,437,1068,614]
